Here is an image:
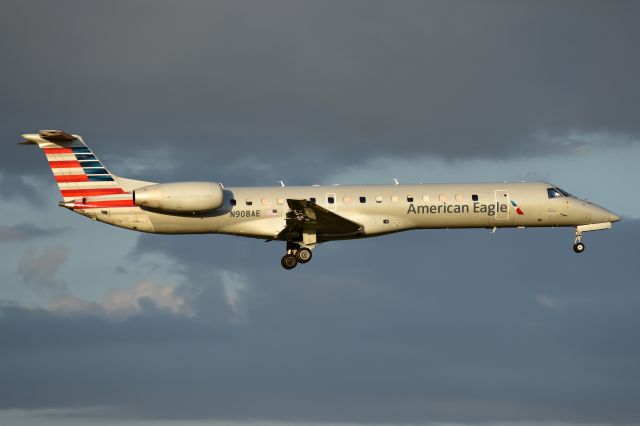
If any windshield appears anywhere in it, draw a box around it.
[547,187,572,198]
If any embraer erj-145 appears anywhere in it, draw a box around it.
[22,130,621,269]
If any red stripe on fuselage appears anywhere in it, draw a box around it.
[49,160,81,168]
[44,148,73,154]
[61,188,128,197]
[55,175,89,183]
[74,199,136,209]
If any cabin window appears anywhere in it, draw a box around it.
[230,199,237,206]
[261,198,269,206]
[343,196,352,204]
[407,195,414,202]
[422,195,430,202]
[472,194,478,201]
[246,200,253,206]
[359,196,367,203]
[310,197,316,203]
[439,194,446,202]
[376,195,383,203]
[391,195,399,202]
[327,196,335,204]
[277,197,285,205]
[455,194,463,202]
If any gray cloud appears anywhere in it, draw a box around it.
[1,220,638,423]
[0,223,68,242]
[1,1,639,185]
[17,245,69,298]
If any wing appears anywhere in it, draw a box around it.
[274,199,363,240]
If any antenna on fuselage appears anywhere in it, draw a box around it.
[393,178,399,185]
[278,180,285,187]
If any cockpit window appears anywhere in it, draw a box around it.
[547,187,570,199]
[547,188,562,198]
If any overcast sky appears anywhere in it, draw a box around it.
[1,1,639,425]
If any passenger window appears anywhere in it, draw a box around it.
[407,195,414,202]
[261,198,269,206]
[439,194,446,202]
[472,194,478,201]
[375,195,383,203]
[455,194,462,202]
[422,195,430,202]
[328,196,335,204]
[343,196,352,204]
[547,188,563,199]
[277,198,285,205]
[246,200,253,206]
[230,199,236,206]
[391,195,399,202]
[359,196,366,203]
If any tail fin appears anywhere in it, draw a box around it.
[21,130,127,201]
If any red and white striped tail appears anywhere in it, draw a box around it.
[21,130,134,207]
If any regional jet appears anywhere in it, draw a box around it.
[22,130,621,269]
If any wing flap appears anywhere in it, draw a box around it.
[275,199,363,240]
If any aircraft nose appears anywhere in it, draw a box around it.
[610,212,621,223]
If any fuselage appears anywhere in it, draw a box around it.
[22,130,620,268]
[80,181,619,241]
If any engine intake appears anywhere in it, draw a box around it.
[133,182,224,213]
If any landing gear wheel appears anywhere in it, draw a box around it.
[281,254,298,269]
[573,242,585,253]
[296,247,313,263]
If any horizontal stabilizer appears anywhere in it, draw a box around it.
[38,130,77,142]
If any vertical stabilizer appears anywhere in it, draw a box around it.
[21,130,132,206]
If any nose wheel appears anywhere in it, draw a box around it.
[573,228,585,254]
[281,242,314,269]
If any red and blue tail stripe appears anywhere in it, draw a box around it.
[25,131,135,208]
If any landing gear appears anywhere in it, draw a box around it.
[281,254,298,269]
[281,241,314,269]
[296,247,313,263]
[573,228,585,254]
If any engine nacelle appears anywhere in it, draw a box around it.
[133,182,224,213]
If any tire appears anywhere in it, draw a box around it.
[573,242,585,253]
[296,247,313,263]
[281,254,298,269]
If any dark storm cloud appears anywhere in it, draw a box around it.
[0,223,67,242]
[2,0,640,185]
[1,220,639,423]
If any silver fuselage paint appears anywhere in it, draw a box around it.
[79,182,618,241]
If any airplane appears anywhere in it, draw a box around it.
[21,130,621,269]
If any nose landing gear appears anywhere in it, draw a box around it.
[573,228,585,253]
[281,241,314,269]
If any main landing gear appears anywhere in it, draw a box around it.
[281,241,313,270]
[573,228,585,254]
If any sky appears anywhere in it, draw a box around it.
[1,1,639,425]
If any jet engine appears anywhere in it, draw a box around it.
[133,182,224,213]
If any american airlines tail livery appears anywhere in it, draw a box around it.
[22,130,620,269]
